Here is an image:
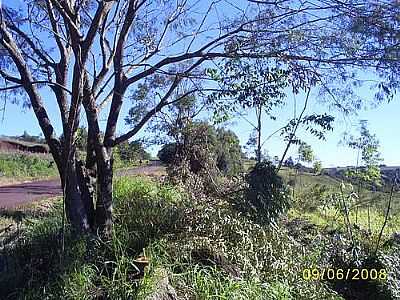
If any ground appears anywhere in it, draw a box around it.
[0,164,399,299]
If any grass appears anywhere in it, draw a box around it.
[1,171,399,299]
[0,152,57,184]
[0,175,344,299]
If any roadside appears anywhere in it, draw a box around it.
[0,161,165,209]
[0,151,58,187]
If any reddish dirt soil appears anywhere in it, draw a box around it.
[0,161,165,209]
[0,179,61,208]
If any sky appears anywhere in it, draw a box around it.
[1,0,399,168]
[1,83,399,168]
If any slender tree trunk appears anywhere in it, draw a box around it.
[256,104,262,164]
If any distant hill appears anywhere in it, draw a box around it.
[323,165,400,188]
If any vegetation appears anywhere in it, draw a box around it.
[113,140,152,169]
[1,173,399,299]
[0,0,400,299]
[0,152,57,180]
[1,0,399,234]
[342,120,383,188]
[313,160,323,175]
[158,122,244,176]
[239,161,291,225]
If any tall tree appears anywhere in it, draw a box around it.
[208,59,288,163]
[0,0,398,234]
[342,120,383,229]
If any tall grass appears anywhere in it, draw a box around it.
[1,176,344,299]
[0,152,57,179]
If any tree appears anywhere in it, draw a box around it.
[242,161,291,224]
[293,142,314,195]
[342,120,383,229]
[298,143,314,166]
[208,59,288,163]
[0,0,258,234]
[1,0,398,234]
[208,60,334,169]
[313,160,322,175]
[342,120,383,187]
[215,128,244,176]
[115,140,151,164]
[158,122,243,176]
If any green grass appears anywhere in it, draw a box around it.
[0,175,344,299]
[282,168,400,215]
[1,171,399,299]
[0,152,57,180]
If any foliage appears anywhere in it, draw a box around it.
[342,120,383,187]
[207,59,288,120]
[115,140,151,163]
[0,176,342,299]
[0,152,57,178]
[208,59,289,162]
[298,143,315,165]
[279,113,335,146]
[239,161,291,224]
[159,121,244,176]
[215,128,244,176]
[3,174,400,299]
[158,143,177,164]
[313,160,323,174]
[294,183,331,212]
[75,127,88,151]
[2,0,400,234]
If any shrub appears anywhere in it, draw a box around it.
[158,123,244,176]
[158,143,178,164]
[0,152,57,178]
[240,161,291,224]
[295,184,330,212]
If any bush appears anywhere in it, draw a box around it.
[158,123,244,177]
[241,161,291,224]
[158,143,178,164]
[295,184,330,212]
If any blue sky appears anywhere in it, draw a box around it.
[1,0,399,167]
[1,83,399,168]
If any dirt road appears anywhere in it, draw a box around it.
[0,161,165,209]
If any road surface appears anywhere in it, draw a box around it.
[0,161,164,209]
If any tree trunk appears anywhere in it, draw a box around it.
[58,150,96,233]
[62,159,94,232]
[95,148,114,235]
[256,104,262,164]
[55,143,113,235]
